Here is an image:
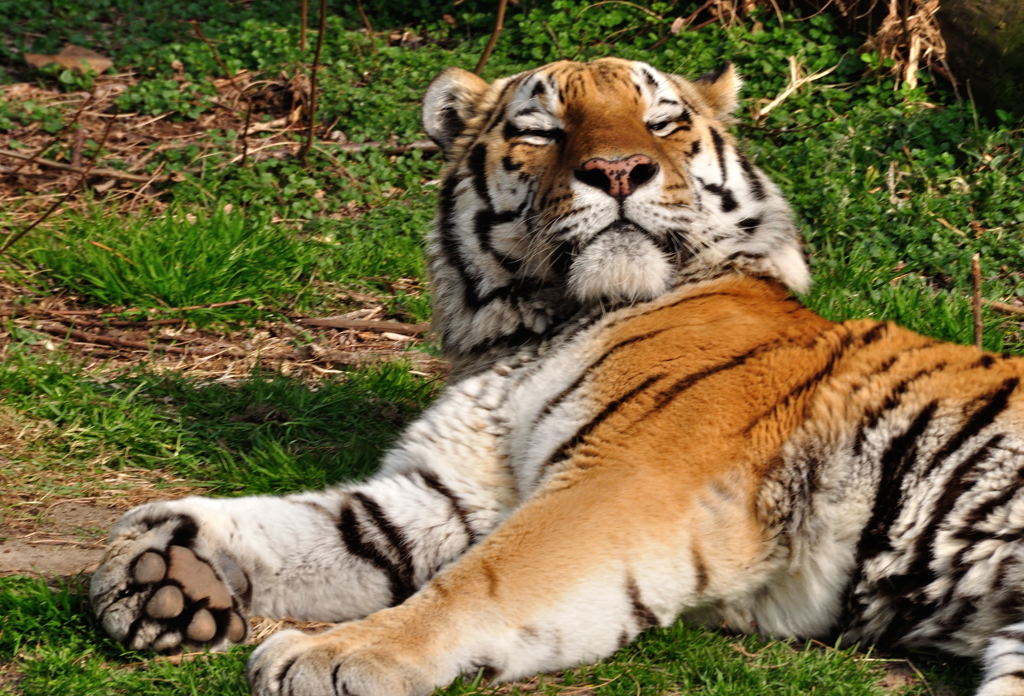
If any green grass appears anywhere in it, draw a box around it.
[0,0,1021,694]
[0,345,438,495]
[24,207,313,323]
[2,574,970,696]
[13,193,433,324]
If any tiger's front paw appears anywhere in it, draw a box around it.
[90,506,249,652]
[247,626,435,696]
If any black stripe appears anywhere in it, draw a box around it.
[482,102,509,135]
[743,327,857,433]
[701,180,737,212]
[975,354,997,369]
[923,377,1018,476]
[351,492,415,580]
[737,216,761,234]
[852,362,945,456]
[337,501,415,604]
[860,322,890,345]
[661,122,693,136]
[648,341,776,416]
[276,658,298,694]
[501,155,522,171]
[543,373,666,470]
[533,328,670,428]
[419,470,479,544]
[842,401,940,630]
[332,663,349,696]
[437,173,486,311]
[724,250,765,262]
[438,106,464,145]
[642,69,659,91]
[468,143,491,206]
[959,463,1024,531]
[626,576,659,630]
[736,151,766,200]
[473,207,524,274]
[709,127,727,183]
[856,400,940,563]
[872,435,1003,640]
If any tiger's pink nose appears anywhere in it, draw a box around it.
[575,154,658,200]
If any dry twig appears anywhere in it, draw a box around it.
[355,0,376,39]
[984,300,1024,316]
[322,139,439,156]
[29,321,247,357]
[474,0,509,75]
[0,148,170,184]
[754,56,839,120]
[295,316,430,336]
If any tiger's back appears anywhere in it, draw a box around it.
[498,272,1024,665]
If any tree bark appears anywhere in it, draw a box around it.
[937,0,1024,115]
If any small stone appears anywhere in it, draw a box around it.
[227,612,247,643]
[146,585,184,619]
[167,545,232,609]
[132,552,166,584]
[186,608,217,642]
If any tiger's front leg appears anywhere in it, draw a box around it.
[90,369,519,653]
[247,462,772,696]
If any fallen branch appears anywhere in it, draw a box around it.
[0,148,170,183]
[320,139,439,155]
[310,349,446,374]
[295,316,430,336]
[984,299,1024,316]
[30,321,246,357]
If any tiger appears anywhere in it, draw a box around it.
[89,58,1024,696]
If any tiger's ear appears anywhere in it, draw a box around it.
[423,67,490,152]
[693,62,743,118]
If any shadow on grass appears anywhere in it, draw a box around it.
[122,364,441,495]
[0,345,440,496]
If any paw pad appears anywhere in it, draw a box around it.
[146,585,184,618]
[98,538,249,652]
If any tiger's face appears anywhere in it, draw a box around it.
[422,58,809,365]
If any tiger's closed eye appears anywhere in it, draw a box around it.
[647,120,676,137]
[504,124,565,146]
